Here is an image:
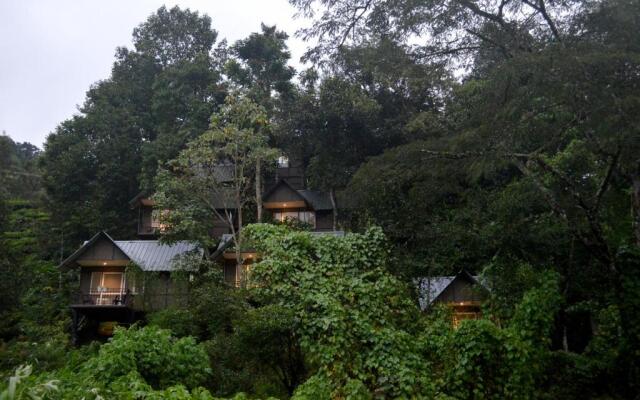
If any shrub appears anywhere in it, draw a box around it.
[82,325,211,390]
[147,308,200,338]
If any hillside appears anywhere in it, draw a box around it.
[1,1,640,398]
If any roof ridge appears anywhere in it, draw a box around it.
[114,240,196,244]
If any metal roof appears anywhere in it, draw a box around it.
[415,276,456,310]
[58,231,202,272]
[415,271,486,311]
[114,240,202,271]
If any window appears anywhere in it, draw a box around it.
[89,271,125,305]
[277,156,289,168]
[273,210,316,228]
[151,209,169,231]
[451,304,481,328]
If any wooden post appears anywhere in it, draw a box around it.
[71,309,79,345]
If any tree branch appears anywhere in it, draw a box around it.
[421,147,614,268]
[521,0,562,42]
[338,0,373,48]
[594,147,621,212]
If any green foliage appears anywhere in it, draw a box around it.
[234,305,306,396]
[147,308,200,338]
[244,225,571,398]
[0,134,42,201]
[227,23,295,110]
[40,5,225,244]
[154,94,277,249]
[414,271,563,400]
[0,322,71,374]
[83,325,210,390]
[6,0,640,398]
[1,327,218,399]
[0,365,59,400]
[246,224,429,397]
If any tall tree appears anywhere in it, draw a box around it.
[290,0,582,68]
[40,6,225,247]
[154,94,277,264]
[227,24,295,222]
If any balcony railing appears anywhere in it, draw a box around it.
[73,288,133,307]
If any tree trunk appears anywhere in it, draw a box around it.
[330,187,338,231]
[235,190,243,274]
[256,157,263,222]
[632,160,640,246]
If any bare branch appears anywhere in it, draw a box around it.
[521,0,562,42]
[338,0,374,48]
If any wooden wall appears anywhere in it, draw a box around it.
[77,237,128,262]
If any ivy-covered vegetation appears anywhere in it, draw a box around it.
[2,0,640,398]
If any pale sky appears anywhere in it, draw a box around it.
[0,0,309,148]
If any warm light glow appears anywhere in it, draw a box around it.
[103,262,107,266]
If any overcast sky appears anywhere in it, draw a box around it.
[0,0,308,148]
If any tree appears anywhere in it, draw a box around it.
[275,75,383,230]
[227,23,295,222]
[154,94,277,263]
[245,224,428,398]
[245,223,565,398]
[0,134,42,201]
[290,0,583,68]
[40,6,225,247]
[132,5,218,67]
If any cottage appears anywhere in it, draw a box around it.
[59,231,202,342]
[262,157,337,231]
[61,157,342,338]
[416,270,488,326]
[215,157,342,286]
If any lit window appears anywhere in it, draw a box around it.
[151,210,169,231]
[277,156,289,168]
[273,210,316,228]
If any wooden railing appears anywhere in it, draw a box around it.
[72,289,133,306]
[71,290,188,311]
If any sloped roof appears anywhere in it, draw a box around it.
[129,191,150,208]
[263,179,335,211]
[415,276,456,310]
[298,190,334,211]
[129,187,236,211]
[115,240,202,271]
[415,270,486,311]
[58,231,202,272]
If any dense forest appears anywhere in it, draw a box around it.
[1,0,639,398]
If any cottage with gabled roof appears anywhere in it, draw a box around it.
[416,269,488,327]
[262,179,337,231]
[59,231,202,342]
[61,157,341,340]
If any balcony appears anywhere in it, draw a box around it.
[72,288,134,307]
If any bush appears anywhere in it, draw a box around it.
[147,308,200,338]
[0,322,71,375]
[82,325,211,390]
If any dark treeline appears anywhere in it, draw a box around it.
[1,0,640,398]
